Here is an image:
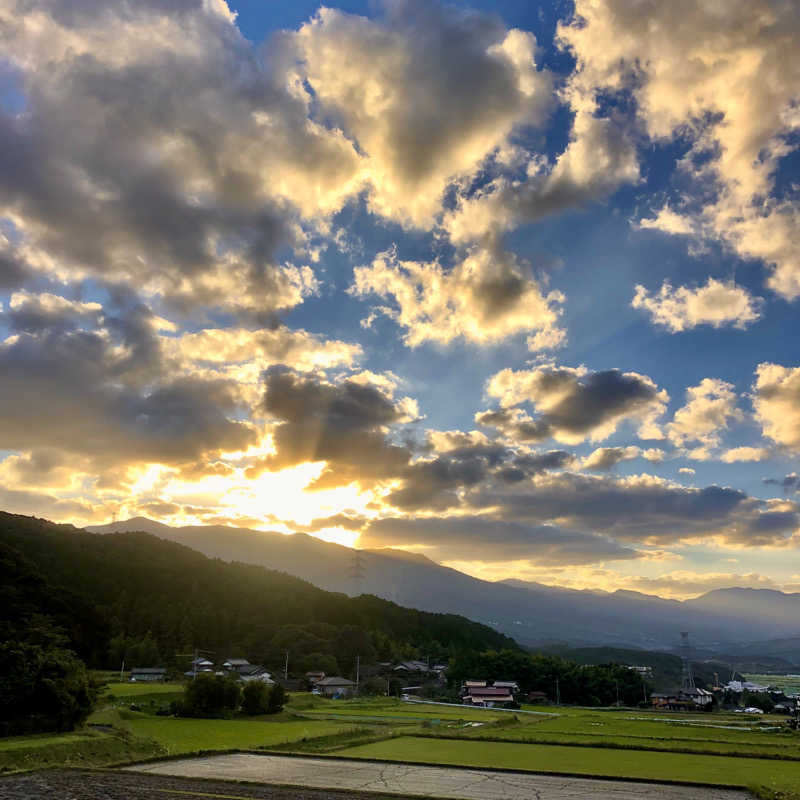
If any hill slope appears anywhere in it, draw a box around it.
[88,518,800,655]
[1,511,517,673]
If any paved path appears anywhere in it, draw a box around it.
[126,753,752,800]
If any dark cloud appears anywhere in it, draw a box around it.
[256,368,413,488]
[466,472,799,547]
[764,473,800,493]
[480,365,666,444]
[361,516,641,565]
[0,300,254,467]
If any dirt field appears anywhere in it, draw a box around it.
[126,753,753,800]
[0,768,421,800]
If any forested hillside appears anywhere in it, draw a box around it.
[0,512,517,676]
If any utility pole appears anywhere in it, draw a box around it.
[284,650,289,681]
[615,679,620,707]
[120,659,125,682]
[356,655,360,693]
[555,676,560,705]
[642,676,648,704]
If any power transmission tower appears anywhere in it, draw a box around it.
[680,632,696,691]
[349,550,366,596]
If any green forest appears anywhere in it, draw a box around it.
[0,511,516,678]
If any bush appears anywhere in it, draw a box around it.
[0,638,93,736]
[180,674,241,718]
[241,681,270,715]
[267,682,286,714]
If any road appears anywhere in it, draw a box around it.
[126,753,753,799]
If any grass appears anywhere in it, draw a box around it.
[335,735,800,794]
[0,729,163,773]
[89,707,361,756]
[103,681,185,697]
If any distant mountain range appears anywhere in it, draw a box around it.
[88,517,800,661]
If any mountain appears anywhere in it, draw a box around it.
[2,511,516,672]
[88,517,800,655]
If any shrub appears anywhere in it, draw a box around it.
[267,682,286,714]
[241,681,270,715]
[180,673,241,718]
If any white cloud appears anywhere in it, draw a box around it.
[288,4,553,228]
[667,379,742,455]
[632,279,763,332]
[753,363,800,451]
[559,0,800,298]
[350,245,564,350]
[720,446,771,464]
[582,446,640,471]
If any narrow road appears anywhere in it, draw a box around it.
[126,753,752,799]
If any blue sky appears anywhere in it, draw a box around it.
[0,0,798,598]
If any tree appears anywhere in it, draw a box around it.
[267,682,286,714]
[0,631,93,736]
[241,680,270,715]
[180,674,240,718]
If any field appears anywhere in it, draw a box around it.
[4,688,800,798]
[744,674,800,695]
[334,736,800,793]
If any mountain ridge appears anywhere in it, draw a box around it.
[87,517,800,656]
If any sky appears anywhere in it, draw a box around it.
[0,0,798,600]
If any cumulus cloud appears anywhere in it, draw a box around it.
[667,379,743,457]
[582,446,641,471]
[350,245,564,350]
[287,2,553,228]
[0,0,369,315]
[479,365,668,444]
[632,279,763,333]
[360,516,641,565]
[256,367,415,489]
[561,0,800,298]
[753,363,800,451]
[0,294,255,468]
[720,446,771,464]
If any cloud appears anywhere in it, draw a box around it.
[480,364,668,444]
[465,471,800,547]
[442,15,641,246]
[582,446,641,471]
[560,0,800,298]
[0,293,255,468]
[350,245,564,350]
[0,0,365,315]
[632,279,763,333]
[360,516,641,565]
[753,363,800,451]
[720,446,771,463]
[620,570,784,600]
[679,467,696,476]
[287,2,553,228]
[667,378,742,457]
[764,473,800,493]
[256,367,415,489]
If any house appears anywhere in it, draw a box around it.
[462,685,515,707]
[305,671,326,685]
[238,665,274,684]
[463,680,487,689]
[316,676,356,698]
[222,658,250,670]
[493,681,520,693]
[129,667,166,682]
[527,690,548,704]
[184,657,214,677]
[652,687,713,710]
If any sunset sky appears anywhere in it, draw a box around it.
[1,0,798,599]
